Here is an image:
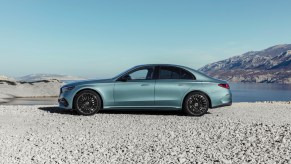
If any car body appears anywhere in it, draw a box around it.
[59,64,232,116]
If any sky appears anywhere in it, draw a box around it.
[1,0,291,78]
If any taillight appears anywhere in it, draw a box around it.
[218,83,230,89]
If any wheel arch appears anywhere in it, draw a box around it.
[73,88,104,109]
[182,90,212,108]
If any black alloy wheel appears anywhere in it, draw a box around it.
[183,92,209,116]
[74,90,101,116]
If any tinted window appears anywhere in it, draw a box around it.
[159,67,179,79]
[128,67,153,80]
[158,66,194,80]
[180,69,194,79]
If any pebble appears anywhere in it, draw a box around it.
[0,102,291,163]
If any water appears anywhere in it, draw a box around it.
[1,83,290,105]
[230,83,291,102]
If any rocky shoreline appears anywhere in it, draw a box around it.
[0,102,291,163]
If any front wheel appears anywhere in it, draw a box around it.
[183,92,209,116]
[73,90,102,116]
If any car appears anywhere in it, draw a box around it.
[58,64,232,116]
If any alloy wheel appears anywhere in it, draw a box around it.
[187,94,208,115]
[76,92,100,115]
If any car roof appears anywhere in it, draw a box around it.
[134,64,199,72]
[133,64,221,81]
[135,64,190,68]
[113,64,221,82]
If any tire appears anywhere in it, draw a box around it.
[183,92,209,116]
[73,90,102,116]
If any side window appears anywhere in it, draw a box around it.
[180,69,194,79]
[159,67,180,79]
[128,68,153,80]
[158,66,195,80]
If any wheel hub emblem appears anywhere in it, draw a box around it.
[194,103,199,107]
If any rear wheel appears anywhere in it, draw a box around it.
[183,92,209,116]
[73,90,102,116]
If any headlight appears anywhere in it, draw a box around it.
[61,86,75,93]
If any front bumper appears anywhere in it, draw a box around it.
[58,98,69,107]
[58,91,75,109]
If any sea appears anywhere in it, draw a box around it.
[230,83,291,102]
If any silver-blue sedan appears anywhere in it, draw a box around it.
[59,64,232,116]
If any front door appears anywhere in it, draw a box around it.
[114,67,155,107]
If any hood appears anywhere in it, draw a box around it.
[62,78,113,87]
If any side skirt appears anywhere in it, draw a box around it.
[103,106,181,110]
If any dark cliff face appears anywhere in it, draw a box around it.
[199,44,291,84]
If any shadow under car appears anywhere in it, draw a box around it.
[38,107,211,116]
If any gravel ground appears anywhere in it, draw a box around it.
[0,102,291,163]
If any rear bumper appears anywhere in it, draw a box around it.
[209,89,232,108]
[211,101,232,108]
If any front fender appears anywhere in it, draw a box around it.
[60,83,114,109]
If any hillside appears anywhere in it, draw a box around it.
[199,44,291,84]
[0,75,14,81]
[0,73,86,103]
[17,74,86,82]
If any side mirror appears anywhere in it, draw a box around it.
[119,75,131,82]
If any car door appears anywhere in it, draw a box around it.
[154,66,195,107]
[114,66,155,107]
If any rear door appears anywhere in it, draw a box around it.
[154,66,195,107]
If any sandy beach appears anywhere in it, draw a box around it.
[0,102,290,163]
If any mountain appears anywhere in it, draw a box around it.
[0,75,14,81]
[199,44,291,84]
[0,75,9,80]
[17,74,86,82]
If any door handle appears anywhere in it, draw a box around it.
[141,84,150,86]
[178,84,184,86]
